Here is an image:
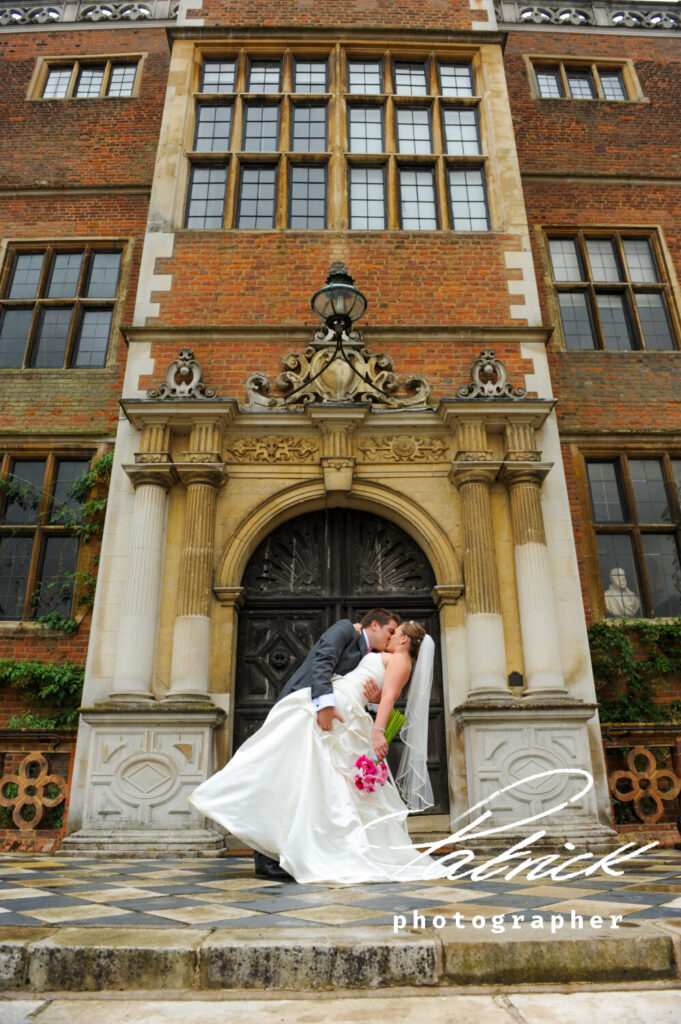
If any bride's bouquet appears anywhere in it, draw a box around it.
[353,709,407,794]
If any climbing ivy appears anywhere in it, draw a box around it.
[589,619,681,723]
[0,659,84,730]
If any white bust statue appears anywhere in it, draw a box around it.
[604,567,641,618]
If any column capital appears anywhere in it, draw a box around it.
[431,584,465,608]
[498,462,553,488]
[123,463,178,491]
[174,462,228,489]
[213,586,246,609]
[449,461,502,487]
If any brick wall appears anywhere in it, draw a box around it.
[193,0,483,32]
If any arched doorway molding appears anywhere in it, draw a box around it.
[214,478,462,593]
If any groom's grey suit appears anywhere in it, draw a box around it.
[276,618,369,704]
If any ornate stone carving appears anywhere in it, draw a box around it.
[0,752,66,829]
[244,331,431,409]
[147,349,218,401]
[0,0,178,23]
[226,435,319,463]
[458,348,527,400]
[358,435,449,463]
[495,0,680,30]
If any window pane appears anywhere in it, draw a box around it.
[348,106,383,153]
[0,536,32,620]
[43,68,72,99]
[396,107,431,154]
[635,293,674,351]
[448,168,489,231]
[201,60,236,94]
[567,71,595,99]
[291,105,327,151]
[536,70,563,98]
[294,60,327,93]
[35,536,79,618]
[399,169,437,230]
[600,71,626,101]
[0,309,32,368]
[586,239,621,282]
[243,104,279,150]
[641,534,681,617]
[248,61,281,93]
[47,252,83,298]
[238,166,277,228]
[439,62,473,97]
[51,460,90,523]
[8,253,44,299]
[349,166,385,229]
[623,239,659,283]
[558,292,596,349]
[587,461,625,522]
[597,535,641,618]
[442,107,480,155]
[107,63,137,97]
[289,166,326,229]
[3,460,46,525]
[87,252,121,298]
[629,459,669,523]
[194,104,232,152]
[185,165,227,229]
[32,307,72,368]
[347,60,382,94]
[548,239,582,282]
[672,459,681,506]
[73,309,113,367]
[75,66,105,98]
[596,293,633,351]
[394,62,427,95]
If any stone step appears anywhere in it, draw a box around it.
[1,922,679,992]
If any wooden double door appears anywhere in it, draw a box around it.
[233,508,449,813]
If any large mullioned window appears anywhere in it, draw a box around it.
[185,50,490,231]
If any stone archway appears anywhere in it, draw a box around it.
[233,507,450,814]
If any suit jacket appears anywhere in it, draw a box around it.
[276,619,368,703]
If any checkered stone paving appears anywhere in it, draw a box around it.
[0,850,679,929]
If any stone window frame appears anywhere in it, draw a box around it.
[542,229,680,352]
[0,450,96,622]
[30,55,144,101]
[525,56,645,104]
[577,448,681,620]
[0,242,127,370]
[184,47,490,233]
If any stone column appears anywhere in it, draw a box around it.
[501,461,568,698]
[112,423,175,702]
[165,421,226,701]
[449,419,510,700]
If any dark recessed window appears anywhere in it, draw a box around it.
[291,105,327,152]
[349,166,385,229]
[238,165,277,228]
[548,233,676,351]
[289,165,326,229]
[586,455,681,618]
[0,455,91,621]
[535,62,631,101]
[185,165,227,229]
[348,106,384,154]
[41,60,139,99]
[0,247,121,369]
[399,168,437,230]
[294,60,327,93]
[242,104,280,151]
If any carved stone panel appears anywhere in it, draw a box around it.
[226,436,319,463]
[358,435,450,463]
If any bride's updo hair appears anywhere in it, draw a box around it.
[402,620,426,659]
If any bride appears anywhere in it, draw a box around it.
[189,621,443,883]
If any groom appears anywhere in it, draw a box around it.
[254,607,400,880]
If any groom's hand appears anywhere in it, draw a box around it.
[363,678,381,703]
[317,706,345,731]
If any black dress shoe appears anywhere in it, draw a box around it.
[254,851,294,882]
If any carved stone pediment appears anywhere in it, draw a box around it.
[458,348,526,400]
[244,330,431,409]
[147,349,218,400]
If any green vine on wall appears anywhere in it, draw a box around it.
[0,658,84,730]
[588,619,681,724]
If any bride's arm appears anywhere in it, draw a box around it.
[371,653,410,760]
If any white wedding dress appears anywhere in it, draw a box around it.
[189,652,444,883]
